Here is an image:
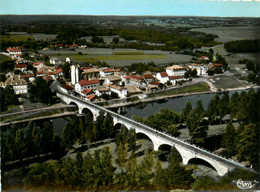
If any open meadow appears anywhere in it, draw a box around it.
[1,34,34,41]
[0,54,12,64]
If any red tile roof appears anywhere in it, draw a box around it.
[114,69,121,72]
[124,75,143,80]
[81,88,92,95]
[15,64,27,68]
[54,68,63,74]
[108,84,123,90]
[143,74,154,79]
[78,79,100,86]
[37,71,44,74]
[88,94,95,100]
[169,76,184,80]
[7,48,22,52]
[21,74,34,78]
[213,64,223,67]
[160,72,168,77]
[62,84,74,90]
[149,82,160,85]
[200,56,208,60]
[34,62,42,66]
[103,68,115,73]
[44,76,51,81]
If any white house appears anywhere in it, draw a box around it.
[166,65,186,77]
[108,84,127,98]
[14,64,27,72]
[156,72,169,84]
[189,64,207,76]
[169,76,185,85]
[7,47,23,57]
[50,57,62,65]
[75,79,100,92]
[71,64,79,85]
[143,73,155,84]
[122,75,146,88]
[33,62,44,70]
[21,74,35,83]
[94,86,111,97]
[104,75,122,85]
[1,74,28,94]
[100,68,115,78]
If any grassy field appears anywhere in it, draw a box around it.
[211,75,245,89]
[114,51,145,55]
[1,35,34,41]
[53,53,165,63]
[151,83,209,97]
[0,55,12,64]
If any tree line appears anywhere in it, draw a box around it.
[224,39,260,53]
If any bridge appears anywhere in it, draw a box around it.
[56,88,255,176]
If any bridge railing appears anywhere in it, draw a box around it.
[58,91,257,172]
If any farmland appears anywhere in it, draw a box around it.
[0,54,12,65]
[1,35,34,41]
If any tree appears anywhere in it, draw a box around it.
[229,92,240,119]
[237,123,258,164]
[29,77,53,104]
[207,94,220,123]
[195,100,204,119]
[63,119,77,148]
[116,142,128,172]
[218,92,230,120]
[222,123,237,157]
[165,148,194,188]
[181,101,192,122]
[62,62,71,79]
[113,37,119,44]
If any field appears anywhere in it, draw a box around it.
[1,35,34,41]
[149,83,209,98]
[211,75,245,89]
[31,33,57,41]
[0,55,12,64]
[189,26,260,43]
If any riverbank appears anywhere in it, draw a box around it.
[104,84,259,109]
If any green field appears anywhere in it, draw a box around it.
[114,51,145,55]
[1,35,34,41]
[0,55,12,64]
[53,54,165,63]
[212,76,245,89]
[150,83,209,97]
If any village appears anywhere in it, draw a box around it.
[0,45,227,103]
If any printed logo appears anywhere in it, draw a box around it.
[232,179,259,190]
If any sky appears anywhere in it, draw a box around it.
[0,0,260,17]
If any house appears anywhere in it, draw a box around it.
[7,47,23,57]
[104,75,122,85]
[60,84,74,94]
[108,84,127,98]
[33,62,44,70]
[200,56,209,61]
[50,57,62,65]
[94,86,111,97]
[87,94,96,101]
[81,67,100,80]
[189,64,207,76]
[21,74,35,83]
[75,79,100,92]
[122,75,146,88]
[1,74,28,94]
[156,72,169,84]
[100,68,115,78]
[125,85,142,96]
[169,76,185,85]
[207,63,223,70]
[143,73,155,84]
[166,65,186,77]
[14,64,27,72]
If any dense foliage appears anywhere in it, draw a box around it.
[0,86,20,112]
[224,39,260,53]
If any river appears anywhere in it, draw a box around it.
[114,89,250,118]
[52,89,254,137]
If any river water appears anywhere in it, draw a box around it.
[52,89,252,137]
[115,89,249,118]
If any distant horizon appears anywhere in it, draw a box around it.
[1,0,260,17]
[0,14,259,18]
